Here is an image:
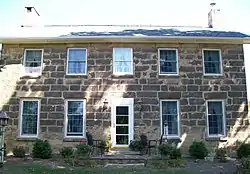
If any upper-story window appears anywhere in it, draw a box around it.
[158,48,179,75]
[203,49,222,75]
[67,48,87,75]
[23,49,43,76]
[113,48,133,75]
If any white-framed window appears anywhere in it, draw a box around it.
[19,99,40,138]
[23,49,43,76]
[160,100,180,138]
[66,48,87,75]
[65,100,86,138]
[202,49,223,75]
[158,48,179,75]
[206,100,226,138]
[113,48,133,75]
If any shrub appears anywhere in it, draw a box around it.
[13,146,25,158]
[129,134,148,153]
[158,144,182,159]
[60,147,73,158]
[237,143,250,158]
[104,140,112,152]
[76,143,91,157]
[32,140,52,159]
[238,156,250,174]
[215,148,227,162]
[189,141,208,159]
[149,158,187,169]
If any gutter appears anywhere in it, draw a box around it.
[0,36,250,44]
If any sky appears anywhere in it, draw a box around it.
[0,0,250,98]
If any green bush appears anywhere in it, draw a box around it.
[32,140,52,159]
[188,141,208,159]
[215,148,227,162]
[13,146,25,158]
[237,143,250,158]
[75,143,91,157]
[158,144,182,159]
[60,147,73,158]
[238,156,250,174]
[149,158,187,169]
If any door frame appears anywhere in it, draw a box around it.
[111,98,134,147]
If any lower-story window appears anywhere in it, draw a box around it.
[20,99,39,138]
[65,100,86,138]
[206,100,226,137]
[160,100,180,138]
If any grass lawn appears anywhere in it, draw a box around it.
[0,163,197,174]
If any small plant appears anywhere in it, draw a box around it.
[76,143,92,157]
[32,139,52,159]
[104,140,112,152]
[237,143,250,158]
[189,141,208,159]
[60,147,73,158]
[158,143,182,159]
[129,134,148,154]
[129,140,141,151]
[215,148,227,162]
[97,141,106,155]
[13,146,25,158]
[238,156,250,174]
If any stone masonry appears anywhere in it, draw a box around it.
[0,43,248,154]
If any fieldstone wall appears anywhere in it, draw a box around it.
[0,43,248,154]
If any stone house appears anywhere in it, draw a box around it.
[0,27,250,154]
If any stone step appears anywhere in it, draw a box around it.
[104,163,145,168]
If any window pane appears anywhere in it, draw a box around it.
[67,101,84,136]
[114,62,131,73]
[116,135,129,145]
[68,62,86,74]
[160,50,177,61]
[161,101,178,135]
[208,114,223,135]
[160,62,177,74]
[68,49,86,61]
[22,101,38,135]
[116,116,128,124]
[116,106,128,115]
[116,126,129,134]
[204,50,220,62]
[25,50,42,61]
[114,48,131,61]
[205,62,221,74]
[208,101,223,115]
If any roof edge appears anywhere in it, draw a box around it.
[1,36,250,44]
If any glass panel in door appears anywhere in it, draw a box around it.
[116,106,129,145]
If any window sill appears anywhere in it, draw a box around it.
[16,136,39,141]
[159,74,179,77]
[162,136,181,143]
[203,74,224,77]
[63,137,87,142]
[205,136,227,142]
[112,74,134,78]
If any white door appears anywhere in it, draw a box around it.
[111,98,134,147]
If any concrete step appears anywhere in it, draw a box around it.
[104,163,145,168]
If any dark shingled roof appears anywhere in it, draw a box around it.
[60,28,250,38]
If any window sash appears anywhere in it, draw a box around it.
[161,101,179,136]
[67,49,87,74]
[24,50,43,75]
[113,48,133,74]
[207,101,225,136]
[21,100,39,136]
[66,101,84,137]
[159,49,178,74]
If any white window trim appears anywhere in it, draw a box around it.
[19,99,40,138]
[202,48,223,76]
[64,99,86,139]
[158,48,179,76]
[23,49,44,76]
[206,100,226,138]
[66,48,88,75]
[160,99,180,139]
[112,48,133,75]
